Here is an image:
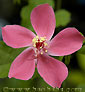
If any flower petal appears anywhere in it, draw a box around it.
[2,25,36,48]
[48,28,84,56]
[31,4,56,40]
[37,53,68,88]
[8,48,35,80]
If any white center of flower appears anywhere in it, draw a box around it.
[32,35,48,55]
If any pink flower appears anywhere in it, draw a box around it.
[2,4,84,88]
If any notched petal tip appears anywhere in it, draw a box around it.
[8,76,12,79]
[8,73,13,79]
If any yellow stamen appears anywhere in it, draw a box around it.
[33,44,36,47]
[41,52,43,55]
[32,38,36,43]
[44,42,48,46]
[32,36,48,50]
[40,47,42,49]
[40,40,43,42]
[36,35,39,39]
[45,50,48,53]
[32,36,39,47]
[40,37,46,42]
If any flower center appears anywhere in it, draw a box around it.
[32,35,48,55]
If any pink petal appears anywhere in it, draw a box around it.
[31,4,56,40]
[8,48,35,80]
[37,53,68,88]
[48,28,84,56]
[2,25,36,48]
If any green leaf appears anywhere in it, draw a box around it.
[55,9,71,27]
[66,70,85,87]
[13,0,21,4]
[20,5,33,21]
[77,45,85,54]
[53,56,64,61]
[0,41,26,78]
[28,0,54,8]
[83,40,85,45]
[65,55,71,65]
[0,63,11,78]
[76,46,85,71]
[20,5,35,33]
[21,19,35,33]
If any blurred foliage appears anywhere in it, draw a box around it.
[53,55,71,65]
[76,45,85,71]
[53,56,64,61]
[28,0,54,8]
[65,55,71,65]
[77,84,85,92]
[65,70,85,87]
[55,9,71,27]
[0,41,26,78]
[20,5,35,33]
[77,45,85,54]
[13,0,21,4]
[0,63,11,78]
